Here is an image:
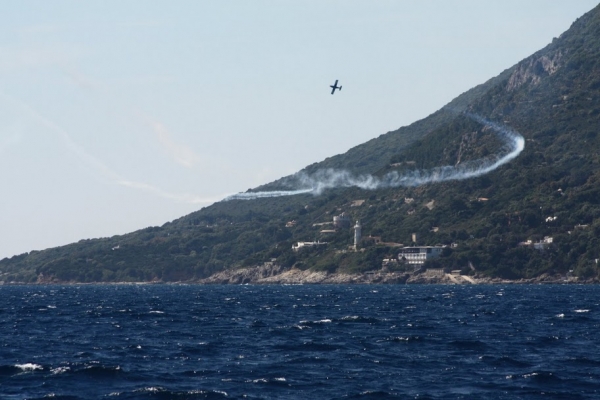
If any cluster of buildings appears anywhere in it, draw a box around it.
[292,212,447,266]
[287,202,568,270]
[519,236,554,251]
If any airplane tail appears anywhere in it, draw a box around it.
[339,86,342,91]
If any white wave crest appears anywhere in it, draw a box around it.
[16,363,43,371]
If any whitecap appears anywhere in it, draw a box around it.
[574,309,590,313]
[274,377,286,381]
[149,311,164,314]
[51,366,70,374]
[16,363,43,371]
[315,319,332,324]
[556,313,565,318]
[523,372,545,379]
[136,387,165,393]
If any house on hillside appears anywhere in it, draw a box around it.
[519,236,553,251]
[398,246,444,265]
[332,213,351,230]
[292,241,327,252]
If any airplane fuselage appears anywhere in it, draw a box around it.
[330,80,342,94]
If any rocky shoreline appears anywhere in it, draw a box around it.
[197,264,586,285]
[4,264,591,285]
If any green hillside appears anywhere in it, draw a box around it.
[2,4,600,283]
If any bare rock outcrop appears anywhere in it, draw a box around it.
[506,50,563,91]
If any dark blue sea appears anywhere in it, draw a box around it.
[1,284,600,399]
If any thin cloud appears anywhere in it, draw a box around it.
[62,68,201,170]
[147,118,201,168]
[1,93,221,205]
[60,69,200,170]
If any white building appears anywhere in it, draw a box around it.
[534,236,553,251]
[292,241,327,252]
[333,213,351,229]
[398,246,444,265]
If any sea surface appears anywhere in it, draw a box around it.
[1,284,600,399]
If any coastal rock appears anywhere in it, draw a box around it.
[199,264,285,284]
[198,265,587,285]
[198,265,494,285]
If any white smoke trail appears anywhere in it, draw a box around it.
[226,113,525,200]
[1,93,224,205]
[225,189,314,201]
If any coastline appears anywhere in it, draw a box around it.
[196,264,587,285]
[3,265,592,285]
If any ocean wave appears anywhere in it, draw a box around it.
[126,387,229,398]
[15,363,43,372]
[338,315,380,324]
[299,319,332,325]
[380,335,422,343]
[4,284,600,398]
[74,364,124,378]
[51,366,71,375]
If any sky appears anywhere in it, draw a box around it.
[0,1,598,259]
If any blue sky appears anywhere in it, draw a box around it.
[0,1,597,258]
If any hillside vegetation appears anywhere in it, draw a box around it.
[2,5,600,283]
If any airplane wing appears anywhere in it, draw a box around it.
[330,80,338,95]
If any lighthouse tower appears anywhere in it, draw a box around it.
[354,220,362,250]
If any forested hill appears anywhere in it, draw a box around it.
[2,4,600,283]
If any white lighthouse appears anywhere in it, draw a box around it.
[354,220,362,250]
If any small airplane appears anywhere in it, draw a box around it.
[330,80,342,95]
